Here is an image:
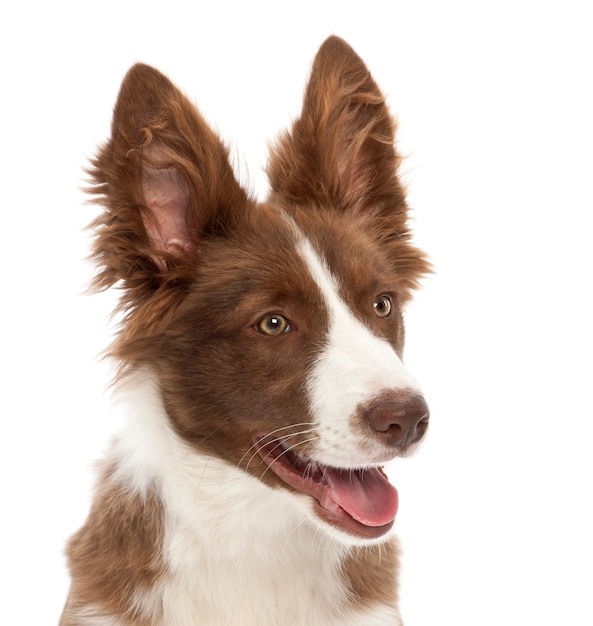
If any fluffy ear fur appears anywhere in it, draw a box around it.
[267,36,430,299]
[88,63,251,296]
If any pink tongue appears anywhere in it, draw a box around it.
[323,467,398,527]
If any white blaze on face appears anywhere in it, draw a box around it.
[296,236,422,468]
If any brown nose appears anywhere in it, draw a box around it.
[365,394,430,448]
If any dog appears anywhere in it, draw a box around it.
[60,36,430,626]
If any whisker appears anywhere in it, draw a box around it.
[257,436,318,481]
[246,430,315,471]
[238,422,314,466]
[238,422,315,469]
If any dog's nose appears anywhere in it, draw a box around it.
[365,394,430,448]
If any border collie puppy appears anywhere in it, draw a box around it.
[61,36,430,626]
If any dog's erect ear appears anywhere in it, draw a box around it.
[89,64,250,291]
[268,36,406,220]
[269,36,407,218]
[268,36,430,298]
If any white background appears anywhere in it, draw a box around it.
[2,1,592,624]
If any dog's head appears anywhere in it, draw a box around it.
[90,36,430,544]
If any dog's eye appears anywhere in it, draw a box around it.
[373,294,392,318]
[256,314,291,336]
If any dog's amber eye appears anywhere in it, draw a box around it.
[373,294,392,318]
[256,314,291,336]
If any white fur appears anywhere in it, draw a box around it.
[104,374,402,626]
[66,606,125,625]
[297,236,422,468]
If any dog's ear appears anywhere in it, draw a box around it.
[88,64,250,292]
[268,36,403,219]
[267,36,430,298]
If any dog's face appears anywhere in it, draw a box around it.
[90,37,430,544]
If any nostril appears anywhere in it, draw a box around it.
[412,414,430,446]
[365,394,429,448]
[417,413,430,435]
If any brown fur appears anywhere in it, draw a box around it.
[341,540,401,611]
[61,464,165,625]
[268,37,429,303]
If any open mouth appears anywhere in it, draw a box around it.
[255,435,398,539]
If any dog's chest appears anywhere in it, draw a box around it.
[159,538,344,625]
[157,530,399,626]
[148,452,400,625]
